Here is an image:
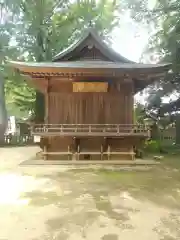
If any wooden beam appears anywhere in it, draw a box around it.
[45,77,50,124]
[19,70,168,79]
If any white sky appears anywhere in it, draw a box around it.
[112,15,149,63]
[112,0,157,62]
[113,27,149,63]
[111,13,178,105]
[112,20,178,105]
[112,16,149,104]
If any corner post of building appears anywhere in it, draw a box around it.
[45,77,50,125]
[131,76,135,156]
[44,77,50,160]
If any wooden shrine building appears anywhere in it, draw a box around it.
[9,29,171,161]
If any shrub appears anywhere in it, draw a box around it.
[144,140,161,153]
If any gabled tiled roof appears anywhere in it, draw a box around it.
[53,28,135,63]
[9,60,171,71]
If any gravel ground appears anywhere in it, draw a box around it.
[0,146,180,240]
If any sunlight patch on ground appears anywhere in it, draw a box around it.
[0,173,49,205]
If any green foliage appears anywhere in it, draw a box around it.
[144,138,180,154]
[134,103,146,124]
[0,1,17,137]
[2,0,121,120]
[127,0,180,147]
[13,0,121,61]
[144,140,161,153]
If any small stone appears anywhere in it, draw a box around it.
[153,156,164,160]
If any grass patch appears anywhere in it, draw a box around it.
[90,159,180,209]
[22,155,180,209]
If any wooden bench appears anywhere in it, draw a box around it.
[103,146,135,161]
[76,145,135,161]
[75,145,103,160]
[41,145,135,161]
[42,152,73,160]
[42,146,73,160]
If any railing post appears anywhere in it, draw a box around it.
[60,125,63,133]
[68,145,70,160]
[145,124,147,133]
[134,125,137,133]
[30,125,33,133]
[77,145,80,160]
[89,125,91,133]
[117,125,120,133]
[107,145,110,160]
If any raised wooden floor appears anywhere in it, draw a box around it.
[21,159,159,166]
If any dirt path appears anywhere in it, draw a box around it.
[0,146,180,240]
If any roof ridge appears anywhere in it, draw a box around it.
[52,28,135,63]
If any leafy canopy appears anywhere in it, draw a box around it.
[3,0,121,119]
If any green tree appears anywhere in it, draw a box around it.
[134,103,146,124]
[0,1,18,141]
[127,0,180,107]
[7,0,121,122]
[126,0,180,143]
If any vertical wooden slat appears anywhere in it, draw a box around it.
[48,87,133,125]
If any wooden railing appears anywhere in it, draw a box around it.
[31,124,149,136]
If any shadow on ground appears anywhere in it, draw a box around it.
[15,154,180,240]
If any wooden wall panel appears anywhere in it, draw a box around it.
[48,136,73,152]
[47,81,133,124]
[107,138,132,151]
[49,81,72,92]
[27,78,48,93]
[48,91,133,124]
[79,137,103,151]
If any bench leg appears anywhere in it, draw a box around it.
[72,153,76,161]
[107,145,111,160]
[43,146,47,160]
[130,151,135,161]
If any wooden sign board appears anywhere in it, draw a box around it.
[73,82,108,92]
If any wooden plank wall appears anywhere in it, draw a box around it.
[48,81,133,124]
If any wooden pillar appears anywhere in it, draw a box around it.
[72,137,77,160]
[45,77,50,124]
[123,77,133,124]
[43,144,47,160]
[127,78,134,124]
[44,77,50,159]
[131,79,134,124]
[175,114,180,144]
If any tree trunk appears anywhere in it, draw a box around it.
[150,123,159,140]
[0,77,7,144]
[35,91,45,123]
[35,34,45,124]
[175,114,180,144]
